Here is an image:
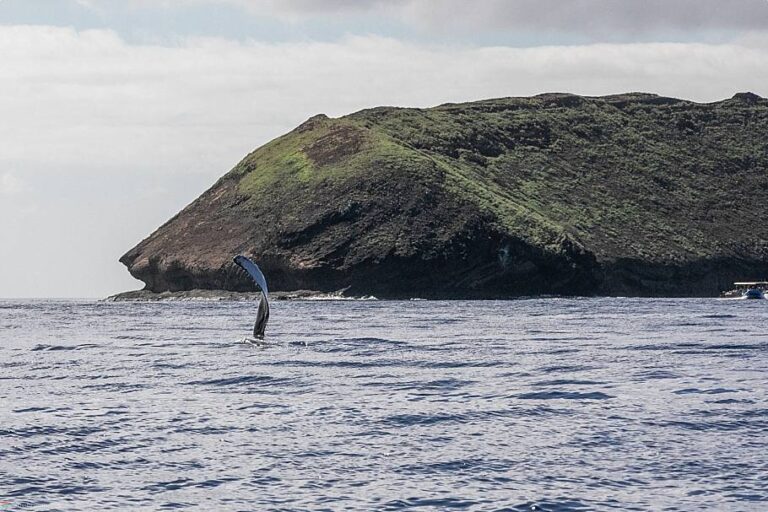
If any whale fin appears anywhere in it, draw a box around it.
[233,255,268,296]
[233,255,270,339]
[253,289,270,339]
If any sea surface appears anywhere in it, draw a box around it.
[1,298,767,511]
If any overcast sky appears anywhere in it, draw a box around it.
[2,0,768,298]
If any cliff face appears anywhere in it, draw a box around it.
[120,93,768,298]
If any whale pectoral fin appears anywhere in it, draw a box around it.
[253,292,270,339]
[234,255,270,339]
[234,255,269,296]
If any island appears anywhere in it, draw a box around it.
[118,92,768,299]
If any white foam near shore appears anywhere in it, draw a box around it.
[104,288,376,302]
[304,294,378,301]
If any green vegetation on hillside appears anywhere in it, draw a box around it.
[348,93,768,263]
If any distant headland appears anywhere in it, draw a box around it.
[118,92,768,299]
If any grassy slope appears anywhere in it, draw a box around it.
[228,115,476,264]
[347,93,768,264]
[230,111,568,260]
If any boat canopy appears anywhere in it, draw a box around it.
[734,281,768,286]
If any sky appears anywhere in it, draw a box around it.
[2,0,768,298]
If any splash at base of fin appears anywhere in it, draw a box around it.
[241,336,269,347]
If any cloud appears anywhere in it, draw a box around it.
[400,0,768,35]
[0,171,24,196]
[131,0,768,37]
[1,24,767,296]
[1,25,767,181]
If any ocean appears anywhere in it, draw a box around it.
[1,298,767,511]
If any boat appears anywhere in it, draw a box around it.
[743,288,765,299]
[732,281,768,299]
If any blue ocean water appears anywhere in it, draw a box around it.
[1,298,767,511]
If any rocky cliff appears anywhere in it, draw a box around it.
[120,92,768,298]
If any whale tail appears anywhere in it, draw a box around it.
[233,255,270,339]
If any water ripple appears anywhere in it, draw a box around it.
[1,298,767,511]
